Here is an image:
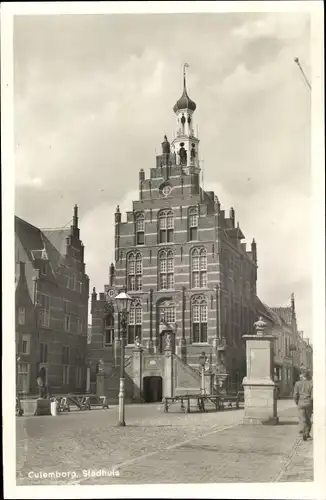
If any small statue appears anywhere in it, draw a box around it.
[179,143,187,165]
[135,336,141,348]
[190,143,196,160]
[165,333,172,349]
[204,358,210,372]
[97,359,104,373]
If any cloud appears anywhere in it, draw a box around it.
[13,12,312,337]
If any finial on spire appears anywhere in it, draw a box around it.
[183,63,190,91]
[73,204,78,228]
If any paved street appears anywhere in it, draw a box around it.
[16,400,313,485]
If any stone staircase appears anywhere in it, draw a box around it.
[101,356,134,404]
[173,354,202,395]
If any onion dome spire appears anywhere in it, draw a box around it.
[173,63,196,113]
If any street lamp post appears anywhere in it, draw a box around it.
[199,351,207,395]
[115,289,132,427]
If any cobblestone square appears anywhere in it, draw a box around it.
[16,400,313,486]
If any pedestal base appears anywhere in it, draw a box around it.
[243,416,279,425]
[243,378,278,425]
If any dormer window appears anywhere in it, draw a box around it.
[18,307,26,325]
[136,213,145,245]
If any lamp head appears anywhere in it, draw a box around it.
[115,290,132,314]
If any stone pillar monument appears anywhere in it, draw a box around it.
[215,340,228,395]
[242,317,278,425]
[163,332,173,398]
[132,337,143,402]
[96,359,105,397]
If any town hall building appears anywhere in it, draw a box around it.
[89,68,258,401]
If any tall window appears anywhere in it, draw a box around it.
[75,366,82,388]
[21,334,30,355]
[40,343,48,363]
[17,362,30,393]
[159,300,176,324]
[191,248,207,288]
[159,210,174,243]
[136,213,145,245]
[192,296,208,343]
[39,294,50,328]
[62,346,70,385]
[104,314,114,346]
[18,307,26,325]
[159,250,174,290]
[128,299,142,344]
[127,253,142,291]
[189,207,199,241]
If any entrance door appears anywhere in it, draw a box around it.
[143,376,163,403]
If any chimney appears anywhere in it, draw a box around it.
[71,204,80,239]
[229,207,235,227]
[251,238,257,262]
[91,287,97,314]
[109,263,115,286]
[115,205,121,224]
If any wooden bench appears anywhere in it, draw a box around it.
[55,394,109,412]
[164,394,222,413]
[219,392,241,409]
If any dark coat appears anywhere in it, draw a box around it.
[293,379,313,409]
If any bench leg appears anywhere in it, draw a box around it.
[186,399,190,413]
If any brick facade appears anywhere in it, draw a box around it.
[89,77,258,395]
[15,206,89,395]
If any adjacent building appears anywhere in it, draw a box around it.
[15,206,89,395]
[255,294,313,396]
[89,69,258,398]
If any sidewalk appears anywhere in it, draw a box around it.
[79,406,313,484]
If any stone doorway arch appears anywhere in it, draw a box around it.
[143,376,163,403]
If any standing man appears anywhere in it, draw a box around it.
[293,368,313,440]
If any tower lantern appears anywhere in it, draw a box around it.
[171,64,200,173]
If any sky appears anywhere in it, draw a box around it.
[13,11,312,338]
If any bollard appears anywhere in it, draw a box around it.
[50,399,58,416]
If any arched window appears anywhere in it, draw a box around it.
[136,212,145,245]
[191,296,208,343]
[104,314,114,346]
[189,207,199,241]
[159,210,174,243]
[159,250,174,290]
[191,248,207,288]
[127,253,142,291]
[128,299,142,345]
[159,300,176,325]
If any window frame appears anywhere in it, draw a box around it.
[136,213,145,246]
[191,295,208,344]
[191,247,207,289]
[158,210,174,244]
[127,299,142,345]
[189,208,199,241]
[158,249,174,290]
[40,343,48,363]
[21,334,30,355]
[127,252,143,292]
[104,314,115,347]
